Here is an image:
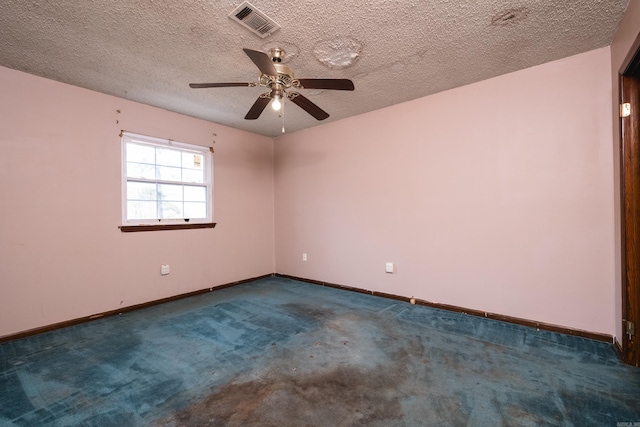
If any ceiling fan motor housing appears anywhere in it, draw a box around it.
[269,47,285,62]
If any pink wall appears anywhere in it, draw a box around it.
[0,44,624,339]
[275,48,616,336]
[610,0,640,344]
[0,66,275,338]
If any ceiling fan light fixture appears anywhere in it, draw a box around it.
[271,86,284,111]
[271,95,282,111]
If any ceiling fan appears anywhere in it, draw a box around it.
[189,48,354,121]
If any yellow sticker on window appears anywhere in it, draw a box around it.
[194,155,202,167]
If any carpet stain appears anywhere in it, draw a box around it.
[282,302,334,318]
[157,365,405,427]
[155,312,414,426]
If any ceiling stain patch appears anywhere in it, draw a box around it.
[229,1,280,38]
[313,39,362,70]
[490,7,529,27]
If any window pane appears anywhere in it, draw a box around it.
[156,166,181,181]
[184,185,206,202]
[127,182,157,200]
[183,169,204,183]
[122,133,212,224]
[160,202,183,218]
[127,162,155,179]
[182,152,205,171]
[184,202,207,218]
[127,143,155,164]
[158,184,183,202]
[156,148,182,167]
[127,201,158,220]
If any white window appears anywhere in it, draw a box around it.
[121,132,213,226]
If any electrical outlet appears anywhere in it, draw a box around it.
[161,264,170,275]
[302,253,307,261]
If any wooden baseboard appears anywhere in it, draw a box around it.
[614,337,624,360]
[0,273,274,344]
[276,274,614,344]
[2,272,617,351]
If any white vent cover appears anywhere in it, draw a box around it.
[229,2,280,38]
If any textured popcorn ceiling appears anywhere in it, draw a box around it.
[0,0,630,137]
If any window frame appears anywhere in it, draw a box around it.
[120,131,214,230]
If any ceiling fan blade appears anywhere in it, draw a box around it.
[289,93,330,120]
[243,48,278,76]
[297,79,355,91]
[189,83,253,88]
[245,96,271,120]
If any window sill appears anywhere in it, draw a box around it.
[119,223,217,233]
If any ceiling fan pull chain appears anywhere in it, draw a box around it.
[281,97,286,133]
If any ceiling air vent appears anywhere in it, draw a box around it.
[229,2,280,38]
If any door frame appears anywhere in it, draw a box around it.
[620,34,640,367]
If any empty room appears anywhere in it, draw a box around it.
[1,0,640,425]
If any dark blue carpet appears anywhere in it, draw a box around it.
[1,276,639,426]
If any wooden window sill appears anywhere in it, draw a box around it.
[119,223,217,232]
